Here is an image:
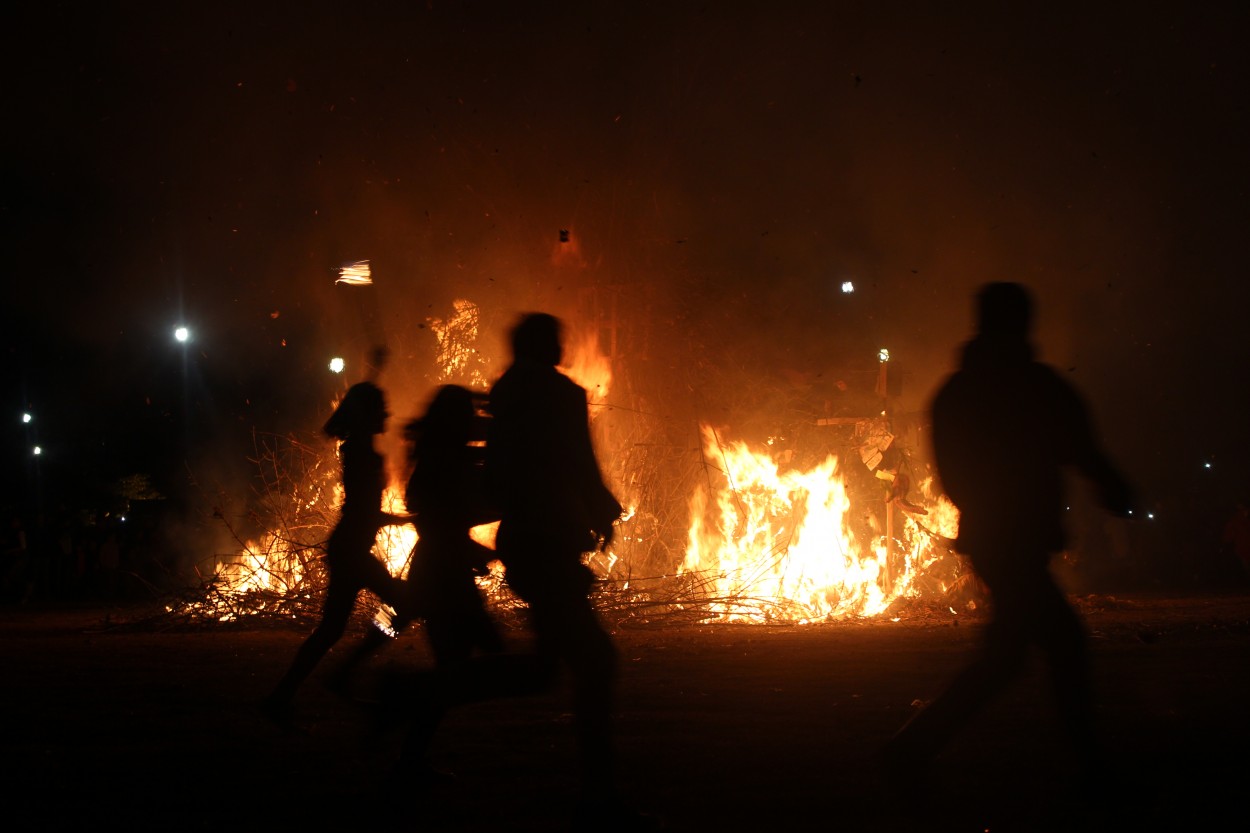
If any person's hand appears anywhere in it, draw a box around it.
[598,522,616,552]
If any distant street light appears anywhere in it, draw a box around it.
[33,446,42,456]
[174,326,190,343]
[878,347,890,363]
[841,281,855,293]
[329,357,345,374]
[21,412,32,424]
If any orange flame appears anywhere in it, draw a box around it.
[681,424,958,621]
[560,328,611,407]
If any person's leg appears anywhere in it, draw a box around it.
[389,609,547,770]
[267,571,358,706]
[889,565,1032,766]
[362,555,415,618]
[1031,572,1097,762]
[325,558,419,693]
[324,623,395,696]
[523,564,618,785]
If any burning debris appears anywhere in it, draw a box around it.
[162,295,971,630]
[429,299,491,389]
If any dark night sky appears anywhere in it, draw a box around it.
[2,2,1247,554]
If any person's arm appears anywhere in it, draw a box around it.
[1061,379,1136,517]
[569,385,623,546]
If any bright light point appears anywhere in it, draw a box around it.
[329,357,345,374]
[841,281,855,293]
[21,413,31,424]
[33,446,42,456]
[1147,513,1155,520]
[174,326,190,343]
[1204,462,1212,469]
[878,347,890,362]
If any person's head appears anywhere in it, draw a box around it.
[974,282,1034,341]
[323,381,388,439]
[509,312,563,366]
[414,385,475,449]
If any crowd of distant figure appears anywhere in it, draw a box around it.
[0,508,161,605]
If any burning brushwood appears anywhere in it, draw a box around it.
[161,295,971,629]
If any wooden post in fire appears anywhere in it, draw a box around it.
[880,355,894,584]
[885,492,894,587]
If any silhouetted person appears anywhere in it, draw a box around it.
[1222,499,1250,580]
[330,385,504,693]
[261,381,413,726]
[404,385,504,661]
[888,282,1135,792]
[486,312,653,828]
[370,385,544,789]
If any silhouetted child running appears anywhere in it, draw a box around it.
[402,385,504,662]
[261,381,413,727]
[324,385,505,693]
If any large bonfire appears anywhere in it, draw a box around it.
[177,295,967,627]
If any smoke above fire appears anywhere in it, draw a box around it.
[5,2,1245,590]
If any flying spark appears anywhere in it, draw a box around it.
[336,260,373,285]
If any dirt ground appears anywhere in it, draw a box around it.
[3,592,1249,833]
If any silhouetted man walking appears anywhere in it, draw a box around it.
[889,282,1135,788]
[488,312,655,829]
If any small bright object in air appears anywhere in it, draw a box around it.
[841,281,855,293]
[33,446,42,456]
[336,260,373,285]
[878,347,890,362]
[329,357,345,374]
[174,326,190,343]
[1204,461,1212,469]
[21,413,32,424]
